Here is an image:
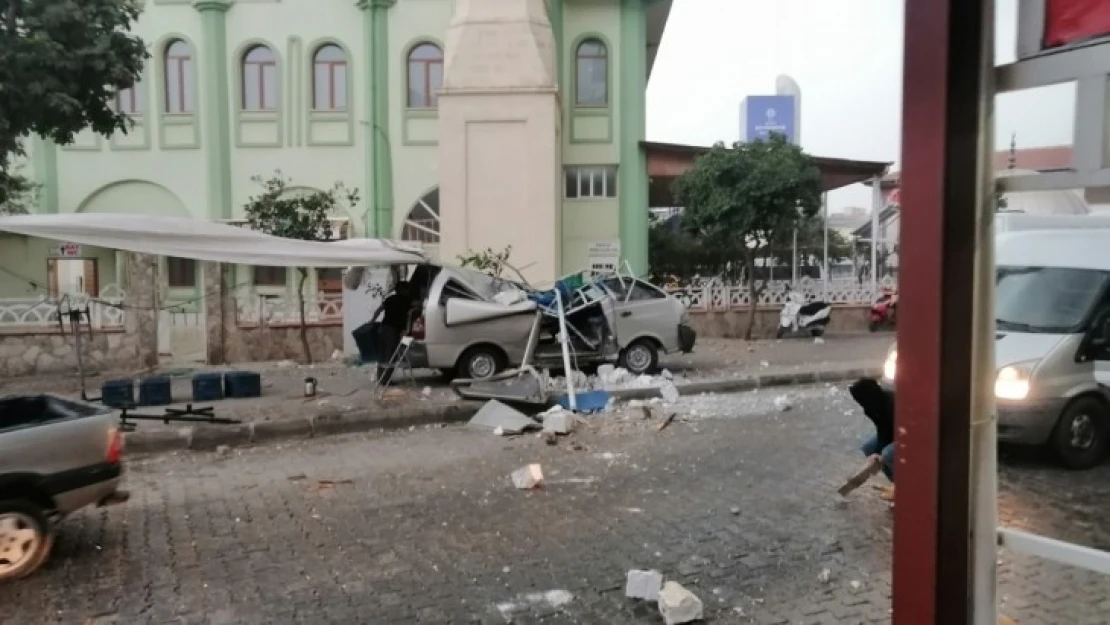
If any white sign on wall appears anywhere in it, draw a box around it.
[587,241,621,273]
[54,242,82,257]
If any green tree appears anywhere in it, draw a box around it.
[244,172,360,364]
[673,136,823,339]
[0,0,147,207]
[767,214,854,277]
[0,159,39,215]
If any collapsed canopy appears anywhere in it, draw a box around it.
[0,213,428,267]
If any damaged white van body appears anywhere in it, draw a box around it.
[403,265,696,379]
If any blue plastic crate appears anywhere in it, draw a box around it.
[101,379,134,408]
[138,376,172,407]
[191,372,224,402]
[223,371,262,399]
[555,390,611,414]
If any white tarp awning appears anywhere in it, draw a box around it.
[0,213,428,267]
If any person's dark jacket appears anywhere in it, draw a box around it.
[849,377,895,447]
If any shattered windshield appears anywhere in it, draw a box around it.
[996,266,1109,334]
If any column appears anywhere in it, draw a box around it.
[358,0,396,238]
[618,0,649,275]
[194,0,234,221]
[30,136,59,213]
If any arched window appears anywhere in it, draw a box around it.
[575,39,608,107]
[242,45,278,111]
[312,44,348,111]
[164,39,194,114]
[402,188,440,243]
[406,43,443,109]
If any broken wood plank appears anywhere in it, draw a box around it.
[837,457,882,496]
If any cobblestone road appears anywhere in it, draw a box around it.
[3,383,1107,625]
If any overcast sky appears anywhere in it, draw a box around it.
[646,0,1077,212]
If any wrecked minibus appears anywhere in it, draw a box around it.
[396,264,696,379]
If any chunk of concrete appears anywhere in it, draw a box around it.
[658,581,704,625]
[511,464,544,489]
[543,412,575,435]
[660,381,680,404]
[625,569,663,601]
[468,399,539,434]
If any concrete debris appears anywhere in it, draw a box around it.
[660,381,680,404]
[468,399,540,435]
[216,445,231,457]
[543,412,575,435]
[330,349,343,360]
[729,506,740,515]
[661,369,674,380]
[760,361,770,368]
[511,464,544,489]
[657,581,704,625]
[493,288,528,306]
[495,589,574,621]
[421,386,432,397]
[773,395,793,412]
[625,569,664,601]
[850,580,862,591]
[818,568,832,584]
[493,426,506,436]
[814,337,825,344]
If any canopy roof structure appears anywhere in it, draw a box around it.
[0,214,428,267]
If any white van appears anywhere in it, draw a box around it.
[883,216,1110,469]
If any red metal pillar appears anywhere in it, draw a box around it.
[895,0,991,623]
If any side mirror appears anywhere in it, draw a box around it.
[1091,316,1110,349]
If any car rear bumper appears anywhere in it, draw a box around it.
[43,462,125,514]
[678,324,697,353]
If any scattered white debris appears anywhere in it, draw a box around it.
[543,412,575,435]
[814,337,825,344]
[850,580,862,591]
[660,381,680,404]
[277,359,297,368]
[330,349,343,361]
[624,507,644,513]
[818,568,832,584]
[468,399,540,435]
[421,386,432,397]
[658,581,704,625]
[511,464,544,489]
[496,590,574,620]
[729,506,740,516]
[493,426,505,436]
[760,361,770,368]
[661,369,674,380]
[773,395,793,412]
[493,288,528,306]
[625,569,664,601]
[216,445,231,457]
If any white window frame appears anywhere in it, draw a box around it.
[565,165,618,200]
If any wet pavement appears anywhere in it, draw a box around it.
[2,382,1105,624]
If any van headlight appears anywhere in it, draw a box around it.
[995,361,1039,400]
[883,349,897,382]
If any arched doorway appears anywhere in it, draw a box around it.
[401,186,440,260]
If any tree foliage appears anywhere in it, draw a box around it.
[671,135,823,338]
[243,172,361,363]
[458,246,514,279]
[0,160,39,215]
[0,0,148,206]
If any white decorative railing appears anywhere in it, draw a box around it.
[0,284,127,330]
[235,294,344,327]
[670,277,897,311]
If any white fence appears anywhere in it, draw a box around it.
[235,294,344,327]
[671,277,896,312]
[0,284,127,330]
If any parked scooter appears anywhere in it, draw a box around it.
[777,287,832,338]
[868,289,898,332]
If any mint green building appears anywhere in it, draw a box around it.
[1,0,671,315]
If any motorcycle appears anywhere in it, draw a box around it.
[869,289,898,332]
[777,288,832,338]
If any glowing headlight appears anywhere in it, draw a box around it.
[995,362,1037,400]
[883,349,897,381]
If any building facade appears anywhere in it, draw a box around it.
[2,0,670,314]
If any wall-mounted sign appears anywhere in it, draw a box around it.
[54,242,82,258]
[740,95,797,144]
[587,241,621,273]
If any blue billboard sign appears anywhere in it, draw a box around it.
[740,95,797,144]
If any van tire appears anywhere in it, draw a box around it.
[457,346,505,380]
[0,500,53,582]
[1051,396,1110,470]
[619,340,659,375]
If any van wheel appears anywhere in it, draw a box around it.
[457,346,505,380]
[619,340,659,375]
[1051,397,1110,470]
[0,500,53,581]
[810,326,826,338]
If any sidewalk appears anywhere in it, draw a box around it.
[0,335,892,455]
